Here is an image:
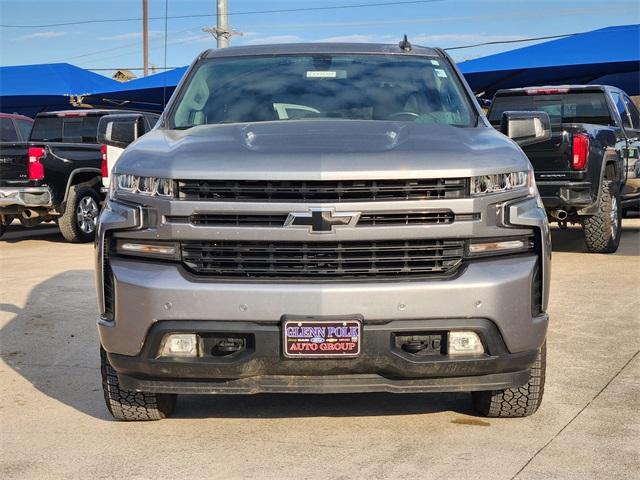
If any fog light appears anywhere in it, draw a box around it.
[160,333,198,357]
[448,331,484,356]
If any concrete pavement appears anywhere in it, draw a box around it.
[1,219,638,479]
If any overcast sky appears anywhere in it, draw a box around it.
[0,0,637,77]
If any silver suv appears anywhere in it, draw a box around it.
[96,42,551,421]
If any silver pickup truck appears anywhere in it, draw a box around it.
[96,42,552,421]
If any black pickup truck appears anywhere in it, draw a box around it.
[489,85,640,253]
[0,109,155,242]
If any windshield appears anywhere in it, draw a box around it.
[30,116,100,143]
[170,54,476,128]
[489,92,614,126]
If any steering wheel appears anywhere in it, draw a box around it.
[386,111,420,121]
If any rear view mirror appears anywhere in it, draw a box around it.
[97,114,145,149]
[500,111,551,147]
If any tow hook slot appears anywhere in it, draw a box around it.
[205,336,249,357]
[395,334,444,356]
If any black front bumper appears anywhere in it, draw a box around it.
[108,319,538,394]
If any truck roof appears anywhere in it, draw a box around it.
[202,42,440,59]
[0,112,33,122]
[35,109,137,118]
[494,85,622,96]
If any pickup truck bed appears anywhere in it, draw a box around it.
[0,109,134,242]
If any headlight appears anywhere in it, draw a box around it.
[470,171,528,196]
[112,174,174,198]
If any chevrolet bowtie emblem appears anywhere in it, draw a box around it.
[285,209,360,233]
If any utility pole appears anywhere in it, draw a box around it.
[217,0,229,48]
[202,0,242,48]
[143,0,149,76]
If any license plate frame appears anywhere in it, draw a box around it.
[282,317,362,358]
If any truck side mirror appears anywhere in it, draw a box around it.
[97,114,144,149]
[500,111,551,147]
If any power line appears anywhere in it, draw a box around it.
[78,30,582,70]
[47,4,628,69]
[444,32,576,51]
[0,0,444,28]
[55,26,196,62]
[86,67,180,71]
[74,34,210,66]
[254,6,627,30]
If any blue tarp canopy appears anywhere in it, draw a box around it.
[3,24,637,117]
[0,63,120,117]
[87,67,188,112]
[459,24,640,97]
[92,25,639,111]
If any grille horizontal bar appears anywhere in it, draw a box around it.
[177,178,468,202]
[181,239,465,280]
[358,211,454,226]
[192,214,288,226]
[168,210,456,227]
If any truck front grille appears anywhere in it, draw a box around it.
[181,239,464,280]
[177,178,468,202]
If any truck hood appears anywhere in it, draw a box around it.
[114,120,530,179]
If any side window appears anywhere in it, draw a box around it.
[0,118,19,142]
[611,92,632,129]
[623,96,640,129]
[16,120,33,140]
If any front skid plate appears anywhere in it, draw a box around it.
[119,370,530,394]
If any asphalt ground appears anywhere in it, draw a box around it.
[1,218,639,480]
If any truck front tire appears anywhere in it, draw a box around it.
[582,179,622,253]
[101,348,177,421]
[59,185,100,243]
[471,342,546,418]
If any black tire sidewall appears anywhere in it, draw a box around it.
[602,181,622,251]
[59,185,100,243]
[583,180,622,253]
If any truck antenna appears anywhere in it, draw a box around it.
[398,34,412,52]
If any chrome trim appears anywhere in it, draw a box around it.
[0,186,52,207]
[76,195,99,234]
